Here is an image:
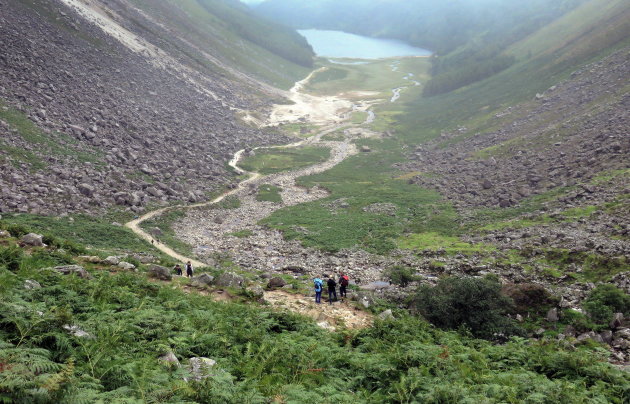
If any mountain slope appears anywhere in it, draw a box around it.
[0,0,314,215]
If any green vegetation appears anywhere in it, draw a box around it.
[1,214,152,253]
[384,265,420,287]
[140,209,194,257]
[228,229,254,238]
[239,146,330,175]
[583,285,630,326]
[305,58,430,98]
[1,249,628,402]
[0,101,102,170]
[399,232,491,254]
[256,184,282,203]
[409,276,523,339]
[262,139,461,254]
[351,111,368,124]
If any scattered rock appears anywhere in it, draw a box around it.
[21,233,44,247]
[118,261,136,271]
[148,264,172,281]
[192,273,214,286]
[63,324,91,338]
[49,265,91,279]
[103,256,121,266]
[159,351,180,367]
[610,313,624,329]
[267,277,287,289]
[215,272,244,288]
[24,279,41,290]
[377,309,394,321]
[187,357,216,381]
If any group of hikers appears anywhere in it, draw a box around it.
[172,261,350,305]
[313,273,350,305]
[173,261,195,278]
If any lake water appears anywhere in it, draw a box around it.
[298,29,431,59]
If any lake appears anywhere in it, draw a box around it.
[298,29,431,59]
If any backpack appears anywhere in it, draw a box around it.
[340,275,349,286]
[314,278,323,292]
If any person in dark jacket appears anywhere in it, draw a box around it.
[327,275,337,305]
[174,264,183,276]
[185,261,194,278]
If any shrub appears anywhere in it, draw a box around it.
[408,276,523,339]
[0,246,23,272]
[5,223,29,238]
[585,284,630,315]
[384,265,421,287]
[501,283,559,315]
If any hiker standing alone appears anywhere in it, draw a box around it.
[314,276,323,304]
[185,261,194,278]
[339,273,349,299]
[327,275,337,305]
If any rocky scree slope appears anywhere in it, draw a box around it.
[0,0,290,215]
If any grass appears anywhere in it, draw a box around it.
[0,100,103,170]
[305,57,431,98]
[351,111,369,124]
[0,238,628,402]
[399,233,493,255]
[0,213,154,254]
[139,209,194,257]
[256,184,282,203]
[228,229,254,238]
[261,138,462,254]
[239,146,330,175]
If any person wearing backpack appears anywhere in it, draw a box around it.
[313,276,323,304]
[185,261,194,278]
[339,273,349,299]
[327,275,337,305]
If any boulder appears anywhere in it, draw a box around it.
[24,279,41,290]
[77,183,95,197]
[187,357,217,381]
[377,309,395,321]
[215,272,244,288]
[600,330,613,345]
[21,233,44,247]
[267,277,287,289]
[148,264,172,281]
[159,351,180,367]
[50,265,91,279]
[192,273,214,286]
[118,262,136,271]
[0,230,10,238]
[247,285,265,299]
[546,308,559,322]
[610,313,624,329]
[63,324,91,338]
[80,255,102,263]
[103,256,121,266]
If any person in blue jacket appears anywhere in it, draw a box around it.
[314,276,324,304]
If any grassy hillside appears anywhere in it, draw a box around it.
[125,0,314,89]
[0,227,628,402]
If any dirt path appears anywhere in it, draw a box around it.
[124,67,381,328]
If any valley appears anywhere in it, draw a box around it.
[1,0,629,402]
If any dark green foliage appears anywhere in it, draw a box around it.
[0,246,23,272]
[384,265,420,287]
[409,276,523,339]
[584,284,630,325]
[0,262,628,402]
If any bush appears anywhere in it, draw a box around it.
[5,223,29,238]
[408,276,523,339]
[384,265,420,287]
[585,284,630,315]
[501,283,559,315]
[0,246,23,272]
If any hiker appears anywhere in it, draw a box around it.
[313,276,323,304]
[185,261,194,278]
[339,272,349,299]
[327,275,337,305]
[174,264,183,276]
